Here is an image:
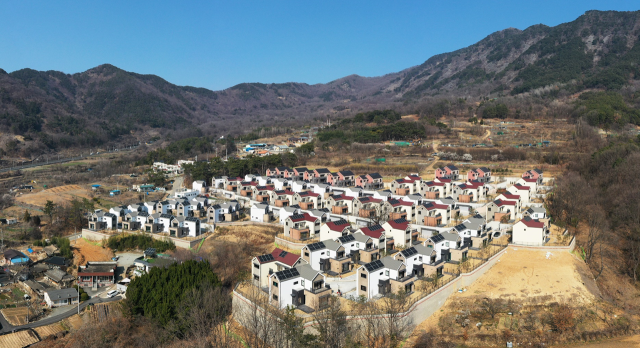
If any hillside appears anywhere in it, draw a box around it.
[2,10,640,155]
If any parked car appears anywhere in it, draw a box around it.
[107,290,119,298]
[112,256,119,261]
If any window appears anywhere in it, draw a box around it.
[445,242,449,247]
[293,281,298,285]
[253,263,259,269]
[361,273,367,279]
[321,252,325,255]
[273,281,278,287]
[301,280,305,286]
[304,252,309,257]
[253,275,259,280]
[418,256,422,262]
[361,285,367,291]
[385,270,389,276]
[273,294,278,300]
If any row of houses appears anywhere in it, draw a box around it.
[243,167,550,312]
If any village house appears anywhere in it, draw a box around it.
[451,215,491,249]
[284,213,321,240]
[327,194,355,215]
[390,176,420,195]
[301,239,352,275]
[424,232,469,271]
[329,170,356,187]
[269,263,331,312]
[319,219,352,241]
[356,224,388,250]
[435,164,459,180]
[512,217,548,246]
[292,167,309,181]
[271,178,291,191]
[352,196,384,219]
[192,180,207,193]
[420,181,446,199]
[279,206,301,224]
[336,233,380,264]
[486,199,517,222]
[384,198,414,221]
[507,184,531,203]
[524,206,547,219]
[77,261,117,289]
[292,191,322,210]
[382,218,418,248]
[88,211,116,231]
[417,201,451,227]
[3,249,30,265]
[522,169,544,184]
[122,211,150,231]
[355,173,384,190]
[273,189,295,207]
[251,248,305,289]
[44,288,79,308]
[495,193,522,212]
[310,168,332,183]
[250,203,275,222]
[356,257,414,299]
[467,167,492,183]
[168,216,201,237]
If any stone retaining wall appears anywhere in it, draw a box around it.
[81,229,204,249]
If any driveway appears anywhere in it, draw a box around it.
[115,252,142,280]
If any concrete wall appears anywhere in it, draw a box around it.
[81,229,203,249]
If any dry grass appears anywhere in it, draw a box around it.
[34,323,66,338]
[15,184,92,208]
[1,306,37,326]
[71,238,114,270]
[0,330,39,348]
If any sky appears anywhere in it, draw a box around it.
[1,1,638,91]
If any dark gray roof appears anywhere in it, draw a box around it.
[45,288,78,300]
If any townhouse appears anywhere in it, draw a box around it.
[357,224,388,251]
[435,164,459,180]
[486,199,517,222]
[168,216,201,237]
[451,215,491,249]
[292,191,322,210]
[357,257,415,299]
[327,194,355,215]
[467,167,492,183]
[424,232,469,270]
[495,192,522,212]
[507,184,531,204]
[522,168,543,184]
[355,173,384,190]
[301,239,352,275]
[384,198,414,221]
[337,233,380,264]
[393,244,437,277]
[252,248,304,288]
[353,196,384,219]
[517,177,539,193]
[311,168,332,183]
[390,175,421,195]
[327,170,356,187]
[420,180,446,199]
[524,206,547,219]
[88,211,116,231]
[251,203,275,222]
[122,211,150,231]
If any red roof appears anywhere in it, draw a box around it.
[512,184,530,191]
[271,248,301,266]
[522,178,537,183]
[425,181,444,187]
[299,191,319,197]
[326,220,350,232]
[501,194,520,199]
[435,178,451,183]
[289,213,318,223]
[359,226,385,239]
[495,199,516,207]
[386,219,409,230]
[425,203,449,210]
[519,218,544,229]
[359,196,382,203]
[283,190,295,195]
[333,194,355,202]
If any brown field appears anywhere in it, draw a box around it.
[1,306,37,326]
[556,335,640,347]
[15,184,92,208]
[409,248,599,345]
[0,329,39,348]
[34,323,66,338]
[72,238,114,268]
[203,224,282,254]
[65,313,84,330]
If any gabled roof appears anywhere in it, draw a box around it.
[441,232,460,242]
[527,206,546,214]
[422,202,449,211]
[368,173,383,179]
[358,196,382,204]
[424,181,445,187]
[358,225,385,239]
[511,184,530,191]
[271,248,300,266]
[521,178,538,183]
[386,218,409,230]
[297,191,319,197]
[445,164,459,171]
[325,219,350,232]
[314,168,331,174]
[45,288,78,301]
[494,199,516,207]
[352,233,372,243]
[288,213,319,223]
[519,216,545,228]
[500,193,520,200]
[338,170,355,176]
[332,194,355,202]
[380,256,403,270]
[435,178,451,183]
[414,244,435,256]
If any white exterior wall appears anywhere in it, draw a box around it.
[512,222,545,246]
[319,226,344,241]
[250,206,268,222]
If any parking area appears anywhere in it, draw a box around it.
[115,252,142,279]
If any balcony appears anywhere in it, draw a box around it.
[359,208,375,218]
[275,199,290,207]
[226,185,238,191]
[240,190,253,197]
[390,211,407,220]
[395,188,410,195]
[256,194,270,203]
[290,227,310,241]
[332,206,348,214]
[423,191,439,199]
[424,216,442,227]
[459,194,473,203]
[299,201,314,210]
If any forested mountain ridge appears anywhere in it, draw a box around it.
[1,10,640,156]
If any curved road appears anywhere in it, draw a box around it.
[0,295,122,334]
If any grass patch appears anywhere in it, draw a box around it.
[11,288,25,297]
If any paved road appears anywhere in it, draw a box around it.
[167,175,184,197]
[0,294,122,334]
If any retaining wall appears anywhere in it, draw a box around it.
[81,229,204,249]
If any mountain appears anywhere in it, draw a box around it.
[1,10,640,154]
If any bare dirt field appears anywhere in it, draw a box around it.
[1,306,36,325]
[455,248,597,302]
[203,224,282,255]
[34,323,66,339]
[0,329,39,348]
[72,238,114,268]
[15,184,92,208]
[556,335,640,347]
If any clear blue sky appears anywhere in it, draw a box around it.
[1,1,637,91]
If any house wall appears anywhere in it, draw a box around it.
[512,223,545,246]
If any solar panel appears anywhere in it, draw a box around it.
[368,224,383,231]
[290,214,305,220]
[308,242,326,251]
[338,234,355,243]
[276,267,300,281]
[402,247,417,257]
[393,218,407,224]
[258,254,274,263]
[431,234,445,243]
[279,250,288,258]
[364,260,384,272]
[334,219,349,226]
